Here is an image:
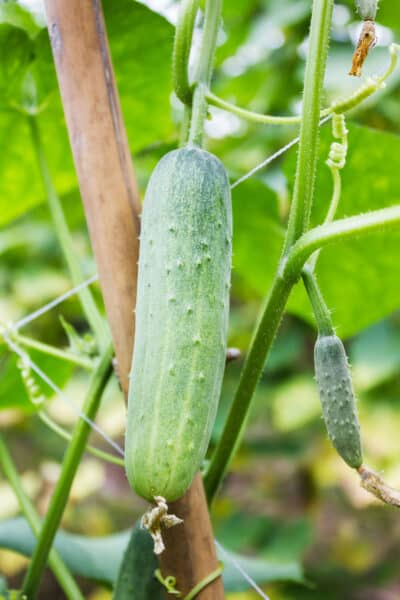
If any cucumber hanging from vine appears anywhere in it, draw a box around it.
[314,333,363,469]
[302,269,363,469]
[125,145,232,504]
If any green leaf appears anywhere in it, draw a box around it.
[350,318,400,391]
[0,342,73,413]
[0,0,43,39]
[0,24,31,105]
[0,576,7,594]
[219,547,305,591]
[0,518,306,590]
[0,350,33,412]
[0,517,129,586]
[104,0,175,151]
[232,178,283,300]
[0,2,175,226]
[289,124,400,338]
[59,316,97,358]
[233,124,400,339]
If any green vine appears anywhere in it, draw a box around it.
[173,0,199,105]
[0,436,84,600]
[205,42,400,126]
[283,0,334,253]
[188,0,222,146]
[28,117,108,351]
[21,342,114,599]
[204,208,400,502]
[204,0,335,503]
[10,331,94,371]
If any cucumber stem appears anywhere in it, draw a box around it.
[188,0,222,146]
[204,274,292,502]
[302,267,335,337]
[180,105,193,146]
[0,436,84,600]
[172,0,199,105]
[21,342,114,599]
[283,0,334,254]
[28,116,109,351]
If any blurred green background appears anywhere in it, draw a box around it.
[0,0,400,598]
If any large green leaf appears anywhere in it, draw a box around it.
[103,0,175,151]
[232,177,283,299]
[0,343,74,413]
[0,350,32,412]
[289,124,400,337]
[233,124,400,339]
[0,0,43,39]
[350,318,400,391]
[0,1,174,227]
[0,517,305,590]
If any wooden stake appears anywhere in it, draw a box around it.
[44,0,140,396]
[160,474,225,599]
[43,1,225,598]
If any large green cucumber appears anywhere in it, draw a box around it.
[125,145,232,502]
[314,334,363,468]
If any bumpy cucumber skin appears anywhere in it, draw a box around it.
[314,334,363,469]
[125,145,232,502]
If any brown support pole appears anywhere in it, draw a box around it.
[160,473,225,599]
[43,1,225,598]
[45,0,140,397]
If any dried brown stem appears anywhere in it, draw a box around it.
[358,465,400,507]
[349,20,377,77]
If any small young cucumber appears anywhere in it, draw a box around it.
[125,145,232,502]
[314,334,363,469]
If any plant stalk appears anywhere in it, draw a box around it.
[0,436,84,600]
[188,0,222,146]
[283,0,333,253]
[21,342,114,599]
[173,0,199,105]
[204,273,292,502]
[204,0,334,503]
[28,116,108,350]
[285,205,400,278]
[12,332,94,371]
[205,204,400,502]
[302,266,334,336]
